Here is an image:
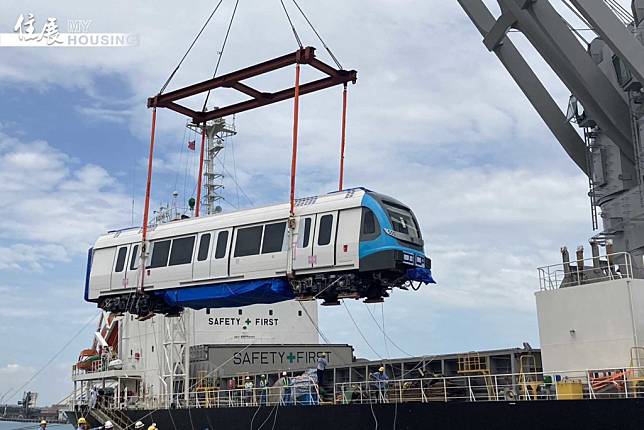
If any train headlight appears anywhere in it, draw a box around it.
[402,252,414,265]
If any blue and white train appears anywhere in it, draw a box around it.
[85,188,434,316]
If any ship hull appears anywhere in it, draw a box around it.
[69,399,644,430]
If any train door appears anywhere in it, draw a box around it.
[210,228,231,278]
[293,215,315,270]
[312,211,337,269]
[110,244,131,290]
[335,208,361,267]
[193,232,213,280]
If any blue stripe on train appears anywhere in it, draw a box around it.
[153,277,295,309]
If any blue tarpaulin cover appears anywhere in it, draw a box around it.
[154,277,295,309]
[406,267,436,284]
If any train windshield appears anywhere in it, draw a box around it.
[383,201,421,241]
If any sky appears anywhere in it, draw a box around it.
[0,0,625,405]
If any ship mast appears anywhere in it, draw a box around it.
[188,117,236,215]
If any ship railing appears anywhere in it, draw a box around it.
[132,383,322,409]
[336,367,644,404]
[88,366,644,410]
[72,351,122,376]
[537,252,632,291]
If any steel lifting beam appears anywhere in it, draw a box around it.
[496,0,634,164]
[147,46,357,124]
[569,0,644,85]
[458,0,589,174]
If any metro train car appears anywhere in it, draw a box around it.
[85,188,434,316]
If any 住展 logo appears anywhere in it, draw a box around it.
[1,13,138,47]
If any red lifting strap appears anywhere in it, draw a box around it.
[195,127,207,217]
[290,63,302,217]
[140,105,158,292]
[338,84,348,191]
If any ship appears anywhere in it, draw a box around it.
[65,0,644,429]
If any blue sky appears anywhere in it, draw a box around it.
[0,0,611,404]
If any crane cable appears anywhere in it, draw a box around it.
[296,301,375,382]
[3,312,100,403]
[279,0,303,48]
[342,301,383,360]
[158,0,226,95]
[119,341,259,430]
[290,0,343,69]
[381,304,398,430]
[196,0,241,216]
[202,0,242,111]
[298,301,331,343]
[282,0,349,191]
[364,304,414,358]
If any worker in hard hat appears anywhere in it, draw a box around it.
[280,371,291,406]
[226,377,238,406]
[77,417,89,430]
[104,421,113,430]
[134,421,144,430]
[89,387,98,409]
[370,366,390,403]
[259,374,268,405]
[147,423,157,430]
[39,419,47,429]
[316,352,328,387]
[243,376,254,406]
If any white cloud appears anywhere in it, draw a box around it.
[0,363,36,403]
[76,106,134,124]
[0,130,133,269]
[0,243,69,271]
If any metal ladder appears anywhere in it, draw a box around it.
[89,404,134,430]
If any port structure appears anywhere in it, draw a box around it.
[161,312,190,407]
[458,0,644,279]
[147,46,357,124]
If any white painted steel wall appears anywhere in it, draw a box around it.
[190,301,319,345]
[536,278,644,372]
[118,300,319,396]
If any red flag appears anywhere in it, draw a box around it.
[187,140,196,151]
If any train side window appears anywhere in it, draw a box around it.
[150,240,171,268]
[301,218,312,248]
[114,247,128,273]
[318,215,333,246]
[130,244,139,270]
[169,236,196,266]
[363,209,376,234]
[361,208,380,241]
[262,222,286,254]
[215,231,229,259]
[234,226,262,257]
[197,233,211,262]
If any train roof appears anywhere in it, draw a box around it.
[94,188,369,249]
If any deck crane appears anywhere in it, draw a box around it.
[458,0,644,281]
